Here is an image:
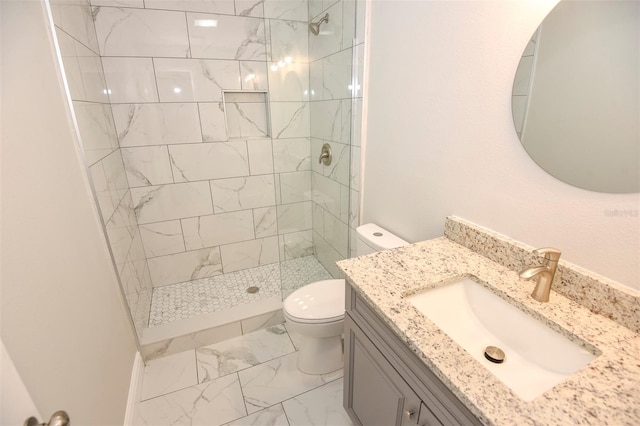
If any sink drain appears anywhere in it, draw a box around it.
[246,286,260,294]
[484,346,505,364]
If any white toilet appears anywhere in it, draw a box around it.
[284,223,408,374]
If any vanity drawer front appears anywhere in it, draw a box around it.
[344,314,424,426]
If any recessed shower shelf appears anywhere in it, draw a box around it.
[222,90,271,139]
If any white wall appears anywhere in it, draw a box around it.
[1,0,137,423]
[362,0,640,290]
[1,341,40,425]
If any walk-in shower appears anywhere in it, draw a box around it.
[49,0,365,357]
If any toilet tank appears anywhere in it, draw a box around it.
[355,223,409,256]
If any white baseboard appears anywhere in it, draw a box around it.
[123,352,144,426]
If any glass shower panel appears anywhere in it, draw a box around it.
[48,0,152,342]
[279,0,359,299]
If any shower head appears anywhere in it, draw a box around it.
[309,13,329,36]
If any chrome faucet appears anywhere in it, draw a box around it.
[519,248,562,302]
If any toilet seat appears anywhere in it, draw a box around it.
[284,279,345,324]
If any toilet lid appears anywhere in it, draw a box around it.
[284,279,345,323]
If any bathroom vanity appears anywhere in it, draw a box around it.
[344,283,481,425]
[337,217,640,425]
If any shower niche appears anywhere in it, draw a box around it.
[223,91,271,139]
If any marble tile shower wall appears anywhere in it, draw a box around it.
[50,0,152,335]
[92,0,316,288]
[308,0,365,276]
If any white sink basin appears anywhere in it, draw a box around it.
[406,277,598,401]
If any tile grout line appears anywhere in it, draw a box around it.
[235,371,251,420]
[236,352,344,413]
[194,348,200,385]
[279,376,346,417]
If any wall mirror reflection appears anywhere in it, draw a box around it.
[512,0,639,193]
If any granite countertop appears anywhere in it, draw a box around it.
[337,237,640,425]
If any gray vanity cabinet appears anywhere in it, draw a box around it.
[344,284,482,426]
[345,314,422,425]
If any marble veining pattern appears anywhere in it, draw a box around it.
[270,102,310,139]
[113,103,202,148]
[235,0,266,18]
[246,139,274,175]
[181,210,256,250]
[210,175,276,213]
[51,0,100,54]
[238,352,343,414]
[55,28,108,103]
[279,230,314,261]
[131,181,214,224]
[220,237,280,273]
[168,142,250,182]
[101,57,159,103]
[154,58,241,102]
[71,101,119,165]
[279,171,312,204]
[199,102,228,141]
[226,404,288,426]
[147,246,223,287]
[196,324,295,382]
[141,350,198,401]
[138,323,352,426]
[93,7,190,58]
[336,217,640,425]
[149,256,331,326]
[140,220,186,258]
[121,146,174,187]
[225,101,270,138]
[263,0,308,21]
[253,206,278,238]
[187,13,266,60]
[281,378,353,426]
[139,374,247,425]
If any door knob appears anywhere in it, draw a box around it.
[24,410,70,426]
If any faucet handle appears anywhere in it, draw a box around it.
[533,247,562,263]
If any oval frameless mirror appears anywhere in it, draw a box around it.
[511,0,639,193]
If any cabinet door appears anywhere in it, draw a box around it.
[418,402,443,426]
[344,315,421,426]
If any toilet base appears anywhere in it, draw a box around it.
[295,334,343,375]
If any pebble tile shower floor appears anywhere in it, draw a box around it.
[149,256,333,327]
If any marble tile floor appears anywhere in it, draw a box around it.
[138,324,353,426]
[149,256,333,327]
